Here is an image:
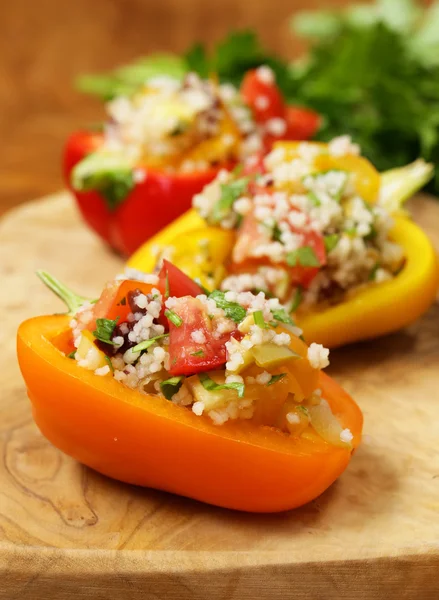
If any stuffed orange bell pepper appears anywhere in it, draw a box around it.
[129,137,439,348]
[17,263,361,512]
[65,67,320,256]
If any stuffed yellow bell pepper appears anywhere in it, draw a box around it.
[128,138,439,348]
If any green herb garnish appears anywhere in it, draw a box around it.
[210,177,250,225]
[118,296,127,306]
[160,376,184,400]
[324,234,340,253]
[164,273,170,299]
[208,290,247,323]
[289,287,303,313]
[131,334,168,354]
[93,317,119,345]
[286,246,320,268]
[165,309,183,327]
[104,355,114,373]
[271,307,295,326]
[253,310,269,329]
[191,350,205,357]
[267,373,287,386]
[199,373,245,398]
[67,351,76,359]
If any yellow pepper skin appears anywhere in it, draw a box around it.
[128,209,439,348]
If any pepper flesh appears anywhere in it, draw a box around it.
[128,208,439,348]
[64,131,220,257]
[17,314,362,512]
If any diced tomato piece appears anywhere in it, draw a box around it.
[285,106,321,141]
[88,279,155,328]
[232,207,326,289]
[167,297,229,376]
[289,228,326,288]
[158,260,203,299]
[241,69,286,123]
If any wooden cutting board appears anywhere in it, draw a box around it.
[1,192,439,599]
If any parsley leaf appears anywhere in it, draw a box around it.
[199,373,245,398]
[286,246,320,268]
[67,350,76,359]
[324,234,340,253]
[271,307,295,326]
[165,309,183,327]
[208,290,247,323]
[160,376,184,400]
[210,177,250,225]
[191,350,205,357]
[267,373,286,386]
[93,317,119,345]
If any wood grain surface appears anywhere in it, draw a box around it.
[0,192,438,598]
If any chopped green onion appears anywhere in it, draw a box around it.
[131,334,168,354]
[160,376,184,400]
[253,310,269,329]
[165,309,183,327]
[199,373,245,398]
[286,246,320,268]
[267,373,286,386]
[210,177,250,225]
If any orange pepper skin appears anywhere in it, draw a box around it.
[17,315,362,513]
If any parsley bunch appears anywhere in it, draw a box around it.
[289,0,439,193]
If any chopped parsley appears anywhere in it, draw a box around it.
[191,350,205,357]
[208,290,247,323]
[324,234,340,253]
[92,317,119,345]
[296,405,309,417]
[67,350,76,359]
[253,310,269,329]
[199,373,245,398]
[131,334,168,354]
[271,307,295,326]
[307,191,321,207]
[210,177,250,224]
[118,296,127,306]
[160,376,184,400]
[364,224,378,241]
[267,373,286,386]
[286,246,320,268]
[165,309,183,327]
[272,222,283,242]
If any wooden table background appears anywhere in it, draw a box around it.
[0,0,430,215]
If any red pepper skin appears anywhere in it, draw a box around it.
[63,131,221,257]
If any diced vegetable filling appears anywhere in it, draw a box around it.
[191,137,406,310]
[72,66,314,194]
[63,263,350,446]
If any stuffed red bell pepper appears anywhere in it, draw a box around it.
[65,67,320,256]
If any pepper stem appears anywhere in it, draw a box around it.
[36,270,93,316]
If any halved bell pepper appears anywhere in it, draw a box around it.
[64,130,221,257]
[128,191,439,349]
[17,313,362,512]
